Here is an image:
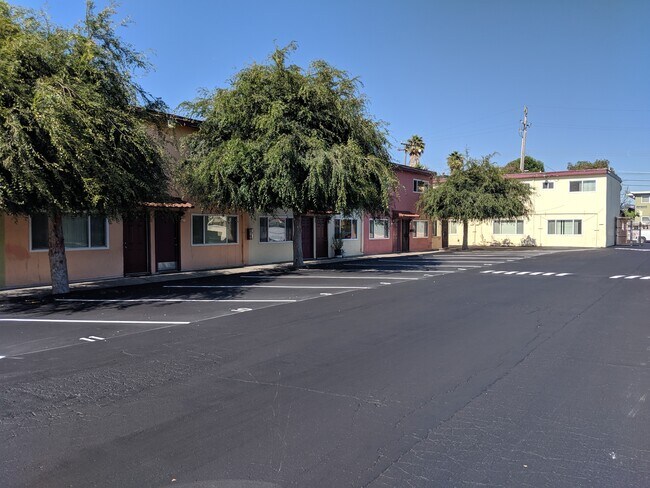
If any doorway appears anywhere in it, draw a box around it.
[441,220,449,248]
[154,211,180,272]
[301,217,314,259]
[315,217,329,258]
[123,214,150,275]
[401,219,410,252]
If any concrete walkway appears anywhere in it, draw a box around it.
[0,249,445,298]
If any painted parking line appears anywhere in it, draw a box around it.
[641,277,650,280]
[542,272,555,276]
[163,285,371,290]
[528,272,543,275]
[0,318,191,324]
[625,275,642,279]
[55,298,297,303]
[342,263,482,268]
[609,275,625,279]
[79,336,106,342]
[555,273,572,277]
[241,275,420,280]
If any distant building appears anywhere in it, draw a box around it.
[445,168,622,248]
[630,191,650,223]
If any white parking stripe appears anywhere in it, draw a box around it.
[516,271,531,275]
[241,275,420,280]
[481,270,494,273]
[555,273,572,277]
[503,271,518,275]
[610,275,625,279]
[79,337,95,342]
[55,298,297,303]
[528,272,543,275]
[88,336,105,340]
[491,271,506,274]
[625,275,642,279]
[542,273,556,276]
[0,318,191,324]
[641,276,650,280]
[163,285,370,290]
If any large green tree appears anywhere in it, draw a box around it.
[419,152,532,250]
[502,155,545,173]
[179,44,396,267]
[0,1,168,294]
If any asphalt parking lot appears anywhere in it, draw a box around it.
[2,246,650,487]
[0,248,567,359]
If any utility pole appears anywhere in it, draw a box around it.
[519,105,530,172]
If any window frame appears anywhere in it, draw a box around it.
[412,220,429,238]
[569,179,596,192]
[448,221,459,235]
[547,219,583,235]
[191,214,239,246]
[492,219,524,235]
[413,179,430,193]
[335,218,359,240]
[29,214,109,252]
[542,181,555,190]
[368,218,390,240]
[640,196,650,203]
[259,216,294,243]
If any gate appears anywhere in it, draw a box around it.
[615,217,634,246]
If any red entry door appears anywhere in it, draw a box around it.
[154,211,180,272]
[301,217,314,259]
[123,214,149,275]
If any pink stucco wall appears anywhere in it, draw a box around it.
[362,165,440,254]
[3,215,124,287]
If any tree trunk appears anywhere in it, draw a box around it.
[48,212,70,294]
[292,212,304,268]
[462,219,469,251]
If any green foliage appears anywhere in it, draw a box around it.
[179,44,396,217]
[0,1,168,218]
[418,154,532,222]
[503,155,545,173]
[567,159,611,171]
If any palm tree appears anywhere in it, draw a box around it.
[405,135,425,167]
[446,151,464,173]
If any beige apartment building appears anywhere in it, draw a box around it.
[446,168,622,248]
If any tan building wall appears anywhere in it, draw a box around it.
[3,214,123,288]
[179,210,246,271]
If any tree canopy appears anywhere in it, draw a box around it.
[419,152,532,249]
[567,159,611,171]
[502,155,545,173]
[0,1,169,292]
[179,44,396,266]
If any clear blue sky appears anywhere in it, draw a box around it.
[12,0,650,190]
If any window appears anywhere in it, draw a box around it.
[413,179,430,193]
[335,218,358,240]
[449,221,459,234]
[640,196,650,203]
[542,181,554,189]
[369,219,389,239]
[547,219,582,235]
[412,220,429,238]
[569,180,596,192]
[259,216,293,242]
[192,215,238,245]
[30,214,107,251]
[432,221,438,236]
[492,220,524,235]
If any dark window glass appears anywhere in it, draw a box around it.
[227,216,238,243]
[569,181,581,192]
[285,218,293,241]
[259,217,269,242]
[90,216,107,247]
[31,214,49,250]
[192,216,204,244]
